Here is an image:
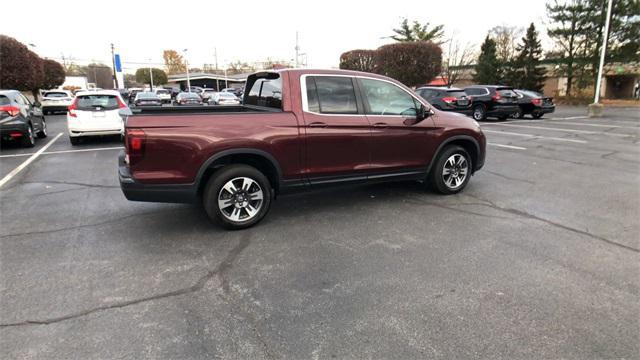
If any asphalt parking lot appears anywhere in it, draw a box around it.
[1,106,639,359]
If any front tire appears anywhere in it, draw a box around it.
[203,164,272,230]
[512,107,524,119]
[532,112,544,119]
[429,145,472,195]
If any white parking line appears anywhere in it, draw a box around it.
[482,129,588,144]
[482,123,632,137]
[488,143,527,150]
[548,116,588,120]
[0,133,63,188]
[550,121,639,130]
[0,146,123,159]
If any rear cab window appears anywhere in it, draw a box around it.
[76,94,120,110]
[244,73,283,110]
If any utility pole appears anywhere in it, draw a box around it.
[295,31,300,68]
[148,61,154,91]
[214,47,218,72]
[589,0,613,117]
[183,49,191,92]
[110,43,119,89]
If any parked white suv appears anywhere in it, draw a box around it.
[67,90,128,145]
[154,88,172,104]
[41,90,74,115]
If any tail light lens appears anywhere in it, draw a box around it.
[125,129,146,166]
[442,97,457,104]
[492,93,502,101]
[0,105,20,117]
[117,97,127,109]
[68,98,78,117]
[531,98,542,106]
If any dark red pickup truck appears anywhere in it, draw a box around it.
[119,69,486,229]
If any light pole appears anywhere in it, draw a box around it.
[589,0,613,117]
[183,49,191,92]
[148,58,154,91]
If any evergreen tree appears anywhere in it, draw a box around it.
[514,23,546,92]
[473,35,500,84]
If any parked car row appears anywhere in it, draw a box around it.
[417,85,555,120]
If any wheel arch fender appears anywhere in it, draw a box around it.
[195,148,283,195]
[427,135,481,175]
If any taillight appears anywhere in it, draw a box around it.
[492,93,502,101]
[117,97,127,109]
[68,98,78,117]
[0,105,20,117]
[531,98,542,106]
[125,129,146,165]
[442,97,457,104]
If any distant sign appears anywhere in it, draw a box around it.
[115,54,122,72]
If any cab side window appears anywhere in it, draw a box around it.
[360,78,418,117]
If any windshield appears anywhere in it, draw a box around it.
[76,95,120,110]
[183,93,200,98]
[220,93,236,99]
[44,92,68,98]
[156,90,169,95]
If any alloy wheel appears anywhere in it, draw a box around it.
[442,154,469,190]
[217,177,264,222]
[473,107,484,121]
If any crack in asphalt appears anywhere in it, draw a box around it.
[0,232,253,328]
[483,170,535,184]
[0,208,186,239]
[463,194,640,253]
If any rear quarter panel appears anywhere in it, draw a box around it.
[127,112,301,184]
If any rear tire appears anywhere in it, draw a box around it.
[203,164,272,230]
[532,112,544,119]
[22,125,35,147]
[36,120,48,138]
[472,105,486,121]
[429,145,472,195]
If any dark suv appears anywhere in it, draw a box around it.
[0,90,47,147]
[416,87,472,115]
[464,86,519,121]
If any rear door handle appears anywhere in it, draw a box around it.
[373,122,388,128]
[308,122,328,128]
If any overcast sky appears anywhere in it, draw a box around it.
[2,0,552,72]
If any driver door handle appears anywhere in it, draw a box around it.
[308,122,328,128]
[373,122,388,128]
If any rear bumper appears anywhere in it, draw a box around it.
[118,152,197,203]
[69,128,123,138]
[0,121,29,139]
[534,106,555,114]
[42,105,69,112]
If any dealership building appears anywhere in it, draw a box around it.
[166,72,250,91]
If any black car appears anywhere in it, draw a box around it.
[416,87,472,115]
[133,92,162,107]
[512,89,555,119]
[128,89,142,104]
[117,88,129,101]
[175,92,203,105]
[0,90,47,147]
[464,85,520,121]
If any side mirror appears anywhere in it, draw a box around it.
[33,101,41,108]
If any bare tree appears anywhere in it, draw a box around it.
[441,37,476,87]
[490,25,524,63]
